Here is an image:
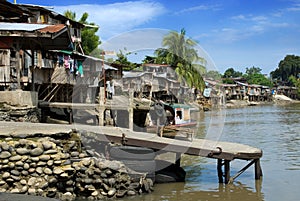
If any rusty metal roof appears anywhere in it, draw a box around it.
[38,24,66,33]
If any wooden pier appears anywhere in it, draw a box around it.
[0,121,263,184]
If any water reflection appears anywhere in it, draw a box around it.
[119,181,264,201]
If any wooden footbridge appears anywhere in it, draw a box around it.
[0,121,262,184]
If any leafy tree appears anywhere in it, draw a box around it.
[246,73,273,87]
[153,48,170,64]
[142,55,156,64]
[245,66,262,75]
[223,67,243,78]
[155,28,206,92]
[271,55,300,84]
[289,75,300,98]
[113,50,137,71]
[64,10,100,55]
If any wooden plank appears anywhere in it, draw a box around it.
[38,101,151,111]
[0,121,263,161]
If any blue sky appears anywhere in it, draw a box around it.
[9,0,300,74]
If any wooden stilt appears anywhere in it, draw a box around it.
[224,160,230,184]
[16,45,21,89]
[128,90,134,130]
[68,109,73,124]
[98,87,105,126]
[217,159,223,183]
[255,159,263,180]
[31,50,35,91]
[175,152,181,168]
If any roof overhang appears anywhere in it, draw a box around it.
[0,23,72,50]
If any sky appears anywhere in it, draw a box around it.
[9,0,300,74]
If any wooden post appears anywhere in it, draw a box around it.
[255,159,263,180]
[16,44,21,89]
[31,50,35,91]
[224,160,230,184]
[128,89,134,130]
[68,108,73,124]
[175,153,181,168]
[217,159,223,183]
[98,87,105,126]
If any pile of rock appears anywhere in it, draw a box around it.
[0,103,40,122]
[0,132,153,201]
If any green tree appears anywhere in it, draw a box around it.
[246,73,273,87]
[289,75,300,98]
[113,50,138,71]
[222,68,243,84]
[223,67,243,78]
[271,55,300,83]
[156,28,206,92]
[142,55,156,64]
[245,66,262,75]
[239,66,272,86]
[64,10,100,55]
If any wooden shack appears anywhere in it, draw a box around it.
[121,64,190,101]
[0,2,84,93]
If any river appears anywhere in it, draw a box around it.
[119,103,300,201]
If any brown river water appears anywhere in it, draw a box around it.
[115,103,300,201]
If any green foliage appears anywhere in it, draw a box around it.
[142,56,156,64]
[271,55,300,83]
[153,48,170,64]
[64,10,76,20]
[81,26,100,55]
[154,28,206,92]
[223,67,243,78]
[114,50,138,71]
[245,73,273,87]
[245,66,262,75]
[63,10,100,55]
[289,75,300,98]
[222,78,235,84]
[222,66,272,86]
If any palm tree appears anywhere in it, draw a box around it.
[156,28,206,92]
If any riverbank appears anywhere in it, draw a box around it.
[225,94,300,108]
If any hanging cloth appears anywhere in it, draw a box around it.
[69,57,74,73]
[64,55,70,69]
[58,55,64,67]
[77,60,84,77]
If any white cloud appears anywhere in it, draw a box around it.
[287,3,300,11]
[54,1,166,39]
[223,13,292,43]
[230,14,246,20]
[176,4,221,15]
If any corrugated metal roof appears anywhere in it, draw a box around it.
[38,24,65,33]
[104,64,118,71]
[0,22,48,31]
[0,22,66,34]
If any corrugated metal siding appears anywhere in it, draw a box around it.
[0,22,48,31]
